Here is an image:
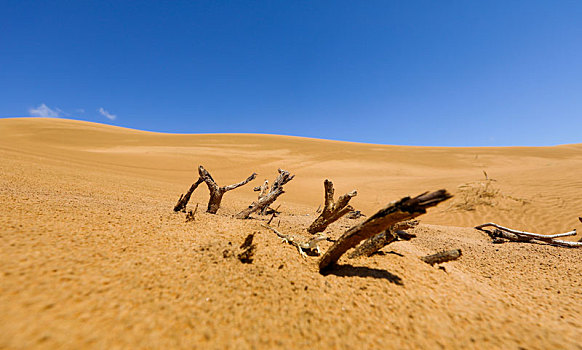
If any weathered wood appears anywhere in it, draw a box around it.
[348,220,419,258]
[308,180,357,234]
[421,249,462,265]
[174,178,204,212]
[236,169,295,219]
[198,165,257,214]
[346,210,365,219]
[261,224,327,258]
[237,233,256,264]
[475,222,581,247]
[185,203,199,222]
[319,189,452,272]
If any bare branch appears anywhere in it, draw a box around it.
[236,169,295,219]
[319,189,452,272]
[475,222,576,239]
[222,172,258,192]
[475,222,581,248]
[307,179,357,234]
[348,220,419,258]
[198,165,257,214]
[421,249,462,266]
[174,177,203,212]
[261,224,326,258]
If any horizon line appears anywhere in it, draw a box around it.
[1,116,580,149]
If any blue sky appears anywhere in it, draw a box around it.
[1,1,581,146]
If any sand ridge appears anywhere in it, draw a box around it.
[1,117,581,349]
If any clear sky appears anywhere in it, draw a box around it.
[1,1,581,146]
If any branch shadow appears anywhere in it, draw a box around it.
[371,251,404,257]
[322,264,403,285]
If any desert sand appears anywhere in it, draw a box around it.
[1,117,581,349]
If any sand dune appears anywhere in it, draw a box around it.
[1,117,581,349]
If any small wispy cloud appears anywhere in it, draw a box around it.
[29,103,61,117]
[98,107,117,120]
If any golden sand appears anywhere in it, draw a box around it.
[1,117,581,349]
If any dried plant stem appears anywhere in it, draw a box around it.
[475,222,580,247]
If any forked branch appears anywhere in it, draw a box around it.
[198,165,257,214]
[308,179,357,234]
[236,169,295,219]
[319,189,452,272]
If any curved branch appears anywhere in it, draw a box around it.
[319,189,452,272]
[174,177,203,212]
[222,172,258,192]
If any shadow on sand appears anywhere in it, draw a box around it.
[322,264,403,285]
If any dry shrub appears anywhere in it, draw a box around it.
[448,174,529,212]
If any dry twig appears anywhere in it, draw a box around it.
[475,222,581,248]
[421,249,462,266]
[185,203,199,222]
[261,224,327,258]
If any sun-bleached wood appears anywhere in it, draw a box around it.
[261,224,327,258]
[307,179,357,234]
[475,222,581,247]
[319,189,452,272]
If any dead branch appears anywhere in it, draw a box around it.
[475,222,581,248]
[237,233,257,264]
[236,169,295,219]
[261,224,327,258]
[174,178,204,212]
[198,165,257,214]
[319,189,452,272]
[185,203,199,222]
[346,210,365,219]
[421,249,462,266]
[255,180,269,197]
[348,220,419,258]
[308,179,357,234]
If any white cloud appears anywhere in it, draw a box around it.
[29,103,61,117]
[98,107,117,120]
[76,108,85,114]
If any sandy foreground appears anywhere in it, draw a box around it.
[1,117,581,349]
